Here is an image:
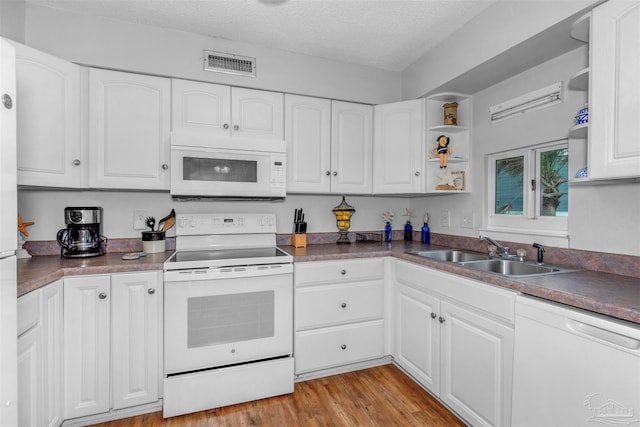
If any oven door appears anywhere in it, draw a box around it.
[164,264,293,375]
[170,147,285,198]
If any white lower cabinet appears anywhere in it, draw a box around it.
[394,260,516,427]
[64,271,161,421]
[17,279,63,427]
[294,258,385,375]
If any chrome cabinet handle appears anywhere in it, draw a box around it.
[332,171,337,176]
[439,316,445,323]
[431,312,437,319]
[340,344,347,350]
[148,288,155,295]
[162,164,169,170]
[341,302,347,308]
[340,269,346,275]
[72,159,81,166]
[415,171,421,176]
[98,292,107,300]
[325,171,331,176]
[233,124,239,131]
[2,94,12,109]
[223,123,229,129]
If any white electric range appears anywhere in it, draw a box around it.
[162,213,294,418]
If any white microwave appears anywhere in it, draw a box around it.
[170,143,286,198]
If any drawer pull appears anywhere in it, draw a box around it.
[341,302,347,308]
[340,269,346,275]
[439,316,446,323]
[340,344,347,350]
[431,312,437,319]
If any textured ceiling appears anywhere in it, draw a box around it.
[25,0,498,71]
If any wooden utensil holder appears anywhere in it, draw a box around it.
[291,233,307,248]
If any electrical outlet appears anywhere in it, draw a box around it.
[462,212,475,229]
[440,210,450,227]
[133,210,148,230]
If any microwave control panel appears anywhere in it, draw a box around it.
[270,154,286,188]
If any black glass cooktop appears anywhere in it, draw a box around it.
[168,247,289,263]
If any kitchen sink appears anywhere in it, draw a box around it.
[407,249,578,277]
[408,250,490,263]
[458,259,576,277]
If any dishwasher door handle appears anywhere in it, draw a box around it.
[566,318,640,350]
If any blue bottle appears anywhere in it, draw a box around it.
[421,222,430,244]
[404,221,413,241]
[384,222,392,242]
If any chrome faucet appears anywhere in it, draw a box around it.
[479,235,512,257]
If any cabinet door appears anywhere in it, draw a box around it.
[14,42,84,188]
[374,99,424,193]
[440,300,514,427]
[171,79,231,137]
[89,69,170,189]
[64,275,110,419]
[285,94,331,193]
[394,283,440,394]
[589,0,640,179]
[331,101,373,194]
[18,324,42,427]
[232,87,283,141]
[111,272,160,410]
[41,280,63,427]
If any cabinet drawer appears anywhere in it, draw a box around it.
[295,320,384,373]
[296,280,383,330]
[17,289,40,337]
[295,258,384,286]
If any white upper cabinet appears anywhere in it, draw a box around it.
[171,79,284,145]
[171,79,230,136]
[331,101,373,194]
[89,69,171,189]
[373,99,424,194]
[14,42,84,188]
[285,94,332,193]
[589,0,640,180]
[286,98,373,194]
[232,87,284,141]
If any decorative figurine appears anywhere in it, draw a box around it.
[431,135,452,169]
[435,171,456,191]
[443,102,458,125]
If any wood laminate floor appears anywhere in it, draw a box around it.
[90,365,465,426]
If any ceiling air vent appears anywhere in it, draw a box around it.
[203,50,256,77]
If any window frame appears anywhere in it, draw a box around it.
[487,140,568,234]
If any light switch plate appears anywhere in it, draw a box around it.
[462,212,475,229]
[440,210,450,227]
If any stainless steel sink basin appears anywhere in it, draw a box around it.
[408,250,490,263]
[458,259,576,277]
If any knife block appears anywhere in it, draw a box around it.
[291,233,307,248]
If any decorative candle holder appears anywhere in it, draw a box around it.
[332,196,355,245]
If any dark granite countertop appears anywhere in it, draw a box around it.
[17,242,640,324]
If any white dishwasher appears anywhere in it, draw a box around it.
[511,295,640,427]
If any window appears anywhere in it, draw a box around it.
[487,140,568,234]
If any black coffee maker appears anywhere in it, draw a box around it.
[57,207,107,258]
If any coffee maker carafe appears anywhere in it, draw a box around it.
[57,207,106,258]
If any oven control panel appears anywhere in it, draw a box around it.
[175,213,277,235]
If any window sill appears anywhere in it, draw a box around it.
[479,227,569,248]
